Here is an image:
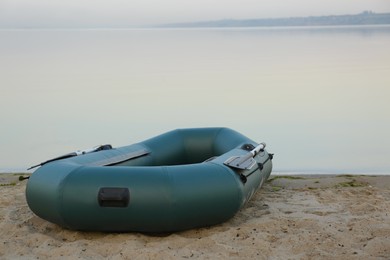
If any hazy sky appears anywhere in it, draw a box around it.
[1,0,390,28]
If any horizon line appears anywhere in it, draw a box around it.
[1,11,390,30]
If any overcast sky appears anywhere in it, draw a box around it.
[1,0,390,28]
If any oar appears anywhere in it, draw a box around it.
[27,144,113,170]
[224,143,266,170]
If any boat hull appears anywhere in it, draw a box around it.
[26,128,273,232]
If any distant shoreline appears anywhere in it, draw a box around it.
[160,11,390,28]
[1,24,390,31]
[2,12,390,30]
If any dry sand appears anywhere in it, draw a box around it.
[0,173,389,259]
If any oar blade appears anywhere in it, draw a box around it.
[224,156,256,170]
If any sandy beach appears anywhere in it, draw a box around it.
[0,173,389,259]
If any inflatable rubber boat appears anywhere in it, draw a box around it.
[26,128,273,232]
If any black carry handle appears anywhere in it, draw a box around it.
[98,187,130,207]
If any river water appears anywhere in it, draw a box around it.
[1,26,389,173]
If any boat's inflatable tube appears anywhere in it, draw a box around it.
[26,128,273,232]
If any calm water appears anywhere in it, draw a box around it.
[1,26,389,173]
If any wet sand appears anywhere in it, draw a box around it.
[0,173,389,259]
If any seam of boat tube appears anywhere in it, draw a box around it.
[175,129,187,162]
[58,164,84,228]
[210,161,244,213]
[212,127,226,155]
[136,143,153,165]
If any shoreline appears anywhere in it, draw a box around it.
[1,174,389,259]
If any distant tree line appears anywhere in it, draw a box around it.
[162,12,390,28]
